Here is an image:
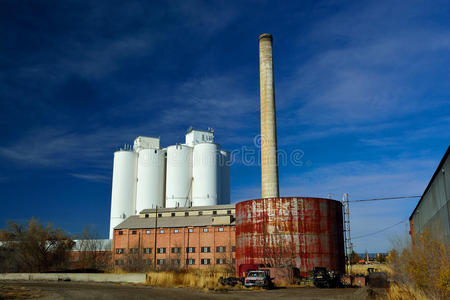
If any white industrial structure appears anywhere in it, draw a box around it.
[109,128,230,238]
[165,144,193,208]
[109,150,138,238]
[135,148,165,213]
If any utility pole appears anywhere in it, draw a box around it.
[342,193,352,275]
[154,205,158,268]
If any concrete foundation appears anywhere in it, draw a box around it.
[0,273,147,283]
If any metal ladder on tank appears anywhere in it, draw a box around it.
[183,177,194,207]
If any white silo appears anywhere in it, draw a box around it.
[109,150,137,239]
[135,148,165,213]
[219,150,230,204]
[165,144,193,208]
[192,143,219,206]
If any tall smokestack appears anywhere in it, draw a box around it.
[259,33,279,198]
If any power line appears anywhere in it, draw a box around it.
[352,220,407,240]
[348,195,421,203]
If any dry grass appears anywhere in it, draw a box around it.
[388,229,449,299]
[146,269,242,291]
[0,285,46,300]
[385,283,431,300]
[349,263,392,276]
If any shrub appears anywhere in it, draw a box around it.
[388,229,449,299]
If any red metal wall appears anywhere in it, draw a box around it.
[236,197,345,275]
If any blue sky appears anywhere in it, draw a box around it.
[0,0,449,252]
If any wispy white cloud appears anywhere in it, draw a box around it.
[0,127,139,169]
[159,72,259,139]
[170,0,241,34]
[69,173,110,183]
[276,1,450,131]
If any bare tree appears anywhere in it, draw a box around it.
[0,218,74,272]
[169,243,182,271]
[224,240,236,275]
[74,226,112,271]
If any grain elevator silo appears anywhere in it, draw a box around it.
[192,142,219,206]
[109,129,231,236]
[109,149,138,239]
[135,148,165,212]
[165,144,193,208]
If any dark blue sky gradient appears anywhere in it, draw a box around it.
[0,0,449,252]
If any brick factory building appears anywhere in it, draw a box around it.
[113,204,236,269]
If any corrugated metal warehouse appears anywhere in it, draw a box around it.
[410,146,450,244]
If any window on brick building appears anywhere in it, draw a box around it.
[157,248,166,254]
[171,259,180,265]
[186,247,195,253]
[218,227,224,232]
[159,229,164,234]
[118,231,123,235]
[186,259,195,265]
[232,258,236,264]
[171,247,181,254]
[174,229,179,233]
[203,228,208,232]
[144,248,152,254]
[201,258,210,265]
[132,230,137,235]
[130,248,138,254]
[216,258,226,265]
[201,247,210,253]
[143,259,152,265]
[216,246,226,253]
[188,228,194,233]
[232,246,236,252]
[145,230,151,234]
[116,248,124,254]
[157,259,166,265]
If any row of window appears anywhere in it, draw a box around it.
[116,246,235,254]
[115,258,235,266]
[118,227,233,235]
[144,209,233,218]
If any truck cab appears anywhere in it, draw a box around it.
[244,270,272,288]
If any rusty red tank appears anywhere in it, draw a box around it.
[236,197,345,276]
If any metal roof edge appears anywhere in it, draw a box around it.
[409,146,450,220]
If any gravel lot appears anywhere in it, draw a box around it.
[0,280,378,300]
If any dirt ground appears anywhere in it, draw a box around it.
[0,281,385,300]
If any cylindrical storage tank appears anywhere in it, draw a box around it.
[165,144,193,208]
[236,197,345,276]
[109,150,138,239]
[135,148,165,213]
[192,143,219,206]
[219,150,230,204]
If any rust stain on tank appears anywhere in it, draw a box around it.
[236,197,345,276]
